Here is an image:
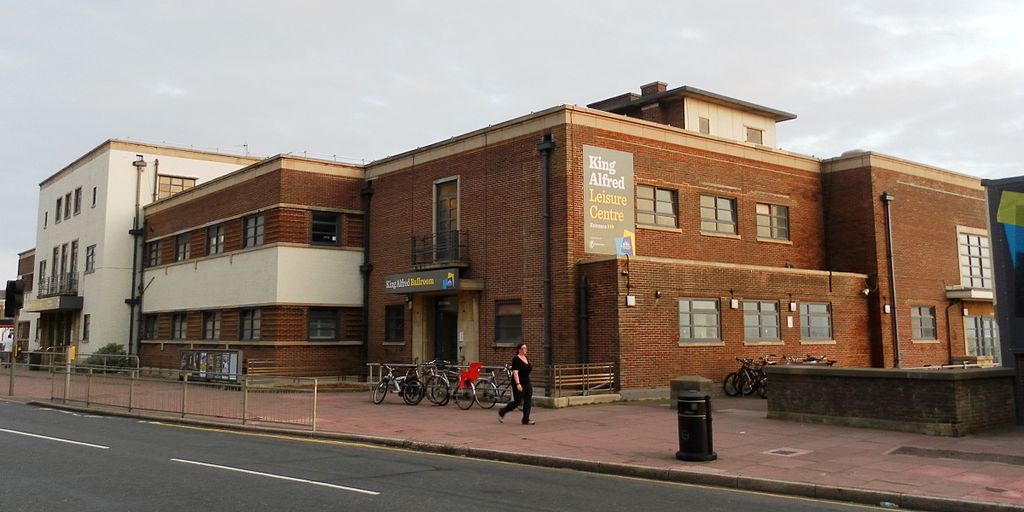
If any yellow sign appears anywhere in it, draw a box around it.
[69,345,77,360]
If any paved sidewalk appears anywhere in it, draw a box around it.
[5,371,1024,511]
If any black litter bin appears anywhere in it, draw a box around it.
[676,392,716,461]
[28,352,42,371]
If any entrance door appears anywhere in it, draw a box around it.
[966,316,1000,363]
[434,296,458,362]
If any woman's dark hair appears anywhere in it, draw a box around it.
[515,342,527,353]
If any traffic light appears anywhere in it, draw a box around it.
[4,280,24,317]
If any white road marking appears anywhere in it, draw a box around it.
[171,458,380,496]
[0,427,109,449]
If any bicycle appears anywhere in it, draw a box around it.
[723,355,775,397]
[473,364,511,409]
[371,364,425,405]
[423,359,454,406]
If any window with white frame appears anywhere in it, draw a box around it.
[799,303,832,340]
[756,203,790,241]
[743,301,779,340]
[700,195,737,234]
[678,298,720,342]
[157,175,197,199]
[958,232,992,289]
[911,306,937,340]
[637,185,678,228]
[144,241,160,267]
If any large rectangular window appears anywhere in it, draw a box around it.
[495,300,522,343]
[308,309,338,340]
[85,245,96,273]
[311,211,340,245]
[384,305,405,343]
[637,185,678,228]
[678,298,720,342]
[203,311,221,340]
[744,301,780,341]
[171,313,188,340]
[958,233,992,289]
[911,306,937,340]
[799,303,833,340]
[64,193,71,219]
[700,195,737,234]
[207,224,224,255]
[38,260,46,288]
[70,240,78,275]
[243,214,265,248]
[157,175,197,199]
[756,203,790,241]
[240,309,261,340]
[175,234,191,262]
[966,316,999,361]
[73,187,82,214]
[82,314,90,342]
[55,197,62,223]
[144,241,161,267]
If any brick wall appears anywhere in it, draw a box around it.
[767,365,1017,436]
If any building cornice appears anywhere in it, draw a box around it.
[40,139,262,189]
[144,154,364,215]
[821,151,982,191]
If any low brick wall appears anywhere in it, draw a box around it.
[766,365,1016,436]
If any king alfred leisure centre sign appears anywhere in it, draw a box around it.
[583,145,635,256]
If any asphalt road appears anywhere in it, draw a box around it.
[0,400,896,512]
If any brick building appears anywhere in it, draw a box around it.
[116,83,994,393]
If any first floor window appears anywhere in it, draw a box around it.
[244,214,265,247]
[240,309,261,340]
[203,311,221,340]
[495,300,522,343]
[799,303,833,340]
[744,301,779,340]
[82,314,90,342]
[756,203,790,241]
[385,304,405,342]
[85,245,96,272]
[637,185,678,228]
[142,314,157,339]
[308,309,338,340]
[172,313,188,340]
[911,306,937,340]
[175,234,191,262]
[678,298,720,342]
[700,195,737,234]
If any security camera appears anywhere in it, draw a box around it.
[861,288,871,296]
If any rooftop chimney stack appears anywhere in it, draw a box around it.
[640,81,668,96]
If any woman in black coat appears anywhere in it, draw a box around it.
[498,342,534,425]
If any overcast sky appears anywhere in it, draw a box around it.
[1,1,1022,280]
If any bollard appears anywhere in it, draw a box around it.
[676,391,717,461]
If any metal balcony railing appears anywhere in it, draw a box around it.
[37,273,79,298]
[411,230,468,268]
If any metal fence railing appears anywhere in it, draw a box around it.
[366,361,617,398]
[0,354,322,431]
